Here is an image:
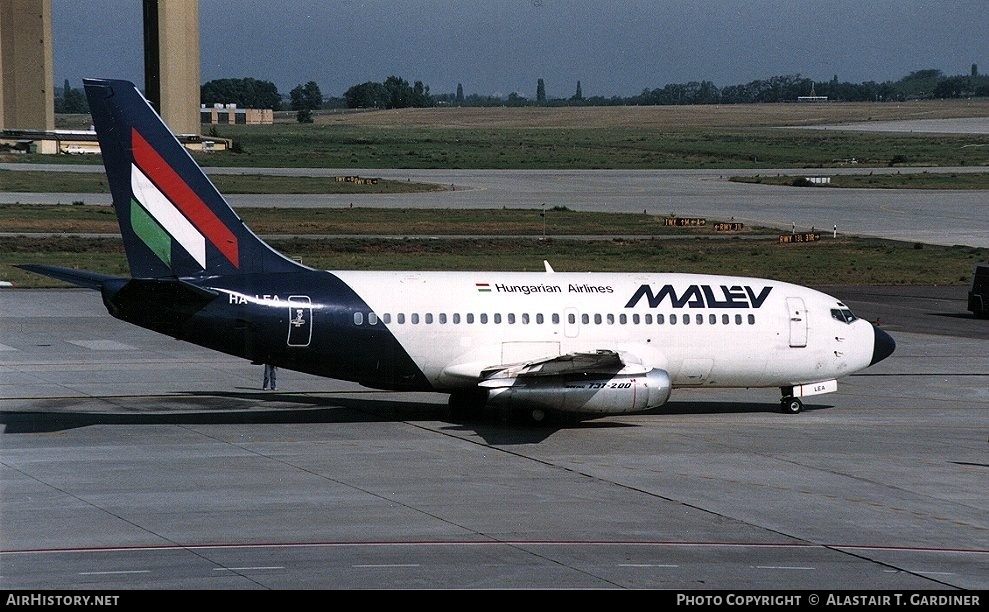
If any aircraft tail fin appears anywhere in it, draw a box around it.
[83,78,306,279]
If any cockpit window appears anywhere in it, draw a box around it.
[831,308,858,324]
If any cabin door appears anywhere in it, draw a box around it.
[786,297,807,348]
[287,295,313,347]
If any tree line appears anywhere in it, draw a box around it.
[54,67,989,120]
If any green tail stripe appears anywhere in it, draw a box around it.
[130,199,172,267]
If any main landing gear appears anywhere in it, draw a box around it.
[447,390,488,420]
[780,387,803,414]
[447,391,553,425]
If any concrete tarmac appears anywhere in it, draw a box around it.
[1,287,986,590]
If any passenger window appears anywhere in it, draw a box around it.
[507,313,515,324]
[683,314,690,325]
[735,314,742,325]
[645,314,653,324]
[709,314,716,325]
[537,314,544,324]
[425,313,433,324]
[411,313,420,324]
[494,313,502,324]
[619,314,627,324]
[656,314,664,324]
[607,314,615,324]
[369,313,378,325]
[722,314,729,324]
[480,314,488,324]
[632,314,640,324]
[696,314,703,325]
[439,313,447,324]
[522,313,530,324]
[467,313,474,324]
[670,314,677,324]
[354,312,363,325]
[594,314,602,324]
[748,314,755,324]
[397,313,405,324]
[581,314,589,324]
[453,313,460,324]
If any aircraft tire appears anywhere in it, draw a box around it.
[448,390,487,419]
[781,397,803,414]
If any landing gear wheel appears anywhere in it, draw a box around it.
[508,406,552,425]
[781,396,803,414]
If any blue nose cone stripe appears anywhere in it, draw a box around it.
[870,325,896,366]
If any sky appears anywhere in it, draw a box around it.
[51,0,988,100]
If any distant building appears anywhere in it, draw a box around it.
[0,129,96,155]
[1,127,230,154]
[201,104,273,125]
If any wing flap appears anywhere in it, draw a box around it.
[442,349,648,386]
[481,349,625,379]
[442,349,653,388]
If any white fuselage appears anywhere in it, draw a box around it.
[332,270,876,391]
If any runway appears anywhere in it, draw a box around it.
[1,287,986,590]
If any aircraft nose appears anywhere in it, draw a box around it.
[870,325,896,366]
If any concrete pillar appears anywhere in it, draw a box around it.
[144,0,200,135]
[0,0,54,131]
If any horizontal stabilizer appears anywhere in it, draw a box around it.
[16,264,123,290]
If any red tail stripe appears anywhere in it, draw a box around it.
[131,128,239,268]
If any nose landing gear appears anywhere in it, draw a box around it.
[780,396,804,414]
[780,386,803,414]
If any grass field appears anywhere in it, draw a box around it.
[214,99,989,169]
[14,98,988,170]
[0,204,766,235]
[194,123,989,169]
[304,100,989,129]
[0,170,443,194]
[3,207,986,288]
[730,172,989,189]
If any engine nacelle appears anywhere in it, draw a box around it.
[484,369,672,415]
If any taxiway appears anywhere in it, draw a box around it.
[1,287,986,589]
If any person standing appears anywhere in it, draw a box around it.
[263,363,277,390]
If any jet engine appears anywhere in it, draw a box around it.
[483,368,672,415]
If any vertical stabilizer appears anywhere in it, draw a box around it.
[84,78,306,278]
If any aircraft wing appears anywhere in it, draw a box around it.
[476,349,650,389]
